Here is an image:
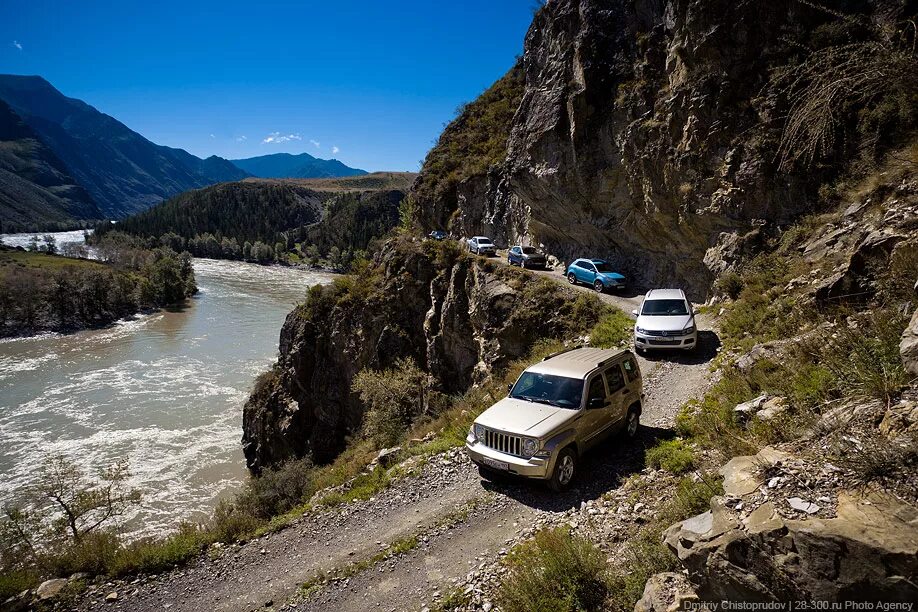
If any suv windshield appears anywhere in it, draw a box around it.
[522,247,539,254]
[642,299,688,315]
[477,239,493,245]
[510,372,584,408]
[593,262,613,272]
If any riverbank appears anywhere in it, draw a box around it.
[0,247,196,339]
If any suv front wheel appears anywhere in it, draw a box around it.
[593,280,604,293]
[548,447,577,492]
[567,272,577,285]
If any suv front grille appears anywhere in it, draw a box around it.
[644,329,679,337]
[483,428,523,457]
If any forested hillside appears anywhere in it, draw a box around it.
[97,173,416,265]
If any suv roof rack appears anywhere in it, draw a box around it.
[542,345,582,361]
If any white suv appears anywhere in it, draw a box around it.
[466,347,643,491]
[632,289,698,353]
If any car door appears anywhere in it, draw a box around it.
[580,261,597,283]
[580,373,609,450]
[510,246,521,264]
[603,362,629,433]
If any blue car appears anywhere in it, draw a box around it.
[566,258,626,293]
[428,230,447,241]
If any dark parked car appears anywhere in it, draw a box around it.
[566,258,626,293]
[508,245,547,269]
[428,230,447,241]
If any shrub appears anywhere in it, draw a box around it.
[498,528,609,612]
[234,458,314,519]
[588,310,633,348]
[645,439,695,474]
[715,271,744,300]
[353,358,431,447]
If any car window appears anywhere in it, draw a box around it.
[582,262,596,272]
[511,247,520,254]
[594,261,613,272]
[605,365,625,393]
[622,357,639,382]
[480,240,493,246]
[587,376,605,403]
[510,372,584,408]
[522,247,538,254]
[641,299,688,315]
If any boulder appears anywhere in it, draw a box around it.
[372,446,401,468]
[665,463,918,602]
[733,394,767,421]
[755,397,788,422]
[900,308,918,378]
[35,578,68,600]
[879,400,918,437]
[634,572,702,612]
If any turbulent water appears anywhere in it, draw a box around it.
[0,237,334,538]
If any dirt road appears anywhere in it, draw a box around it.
[78,254,719,612]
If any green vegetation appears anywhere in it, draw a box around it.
[588,310,634,348]
[353,358,439,448]
[0,233,195,337]
[645,439,695,474]
[413,61,524,229]
[499,528,610,612]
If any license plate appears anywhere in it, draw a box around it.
[481,457,509,471]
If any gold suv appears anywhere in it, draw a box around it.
[466,347,643,491]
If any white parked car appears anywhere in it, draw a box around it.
[466,347,643,491]
[466,236,496,256]
[632,289,698,353]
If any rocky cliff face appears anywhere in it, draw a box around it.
[414,0,913,296]
[242,239,602,472]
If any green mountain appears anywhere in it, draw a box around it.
[230,152,367,179]
[0,99,101,232]
[0,74,250,221]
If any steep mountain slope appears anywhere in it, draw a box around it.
[0,99,100,231]
[0,74,249,219]
[231,152,367,179]
[412,0,917,296]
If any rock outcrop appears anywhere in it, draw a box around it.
[664,447,918,602]
[242,240,602,472]
[412,0,915,296]
[901,307,918,378]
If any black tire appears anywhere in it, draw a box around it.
[548,447,577,492]
[568,272,577,285]
[623,407,640,439]
[593,280,604,293]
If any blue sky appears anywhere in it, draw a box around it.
[0,0,534,171]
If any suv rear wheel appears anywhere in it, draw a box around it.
[548,447,577,492]
[567,272,577,285]
[624,408,640,439]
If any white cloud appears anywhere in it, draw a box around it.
[310,139,321,148]
[236,135,247,142]
[209,133,215,139]
[331,146,340,155]
[12,40,22,51]
[262,132,302,144]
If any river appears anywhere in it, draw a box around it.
[0,233,335,538]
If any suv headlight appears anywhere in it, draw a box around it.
[636,326,647,334]
[522,438,539,458]
[473,423,486,442]
[682,325,696,335]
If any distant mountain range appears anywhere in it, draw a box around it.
[0,75,368,232]
[231,152,367,180]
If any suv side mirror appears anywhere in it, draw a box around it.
[631,309,638,316]
[693,308,699,315]
[588,397,605,409]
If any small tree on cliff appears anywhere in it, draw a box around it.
[0,455,141,561]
